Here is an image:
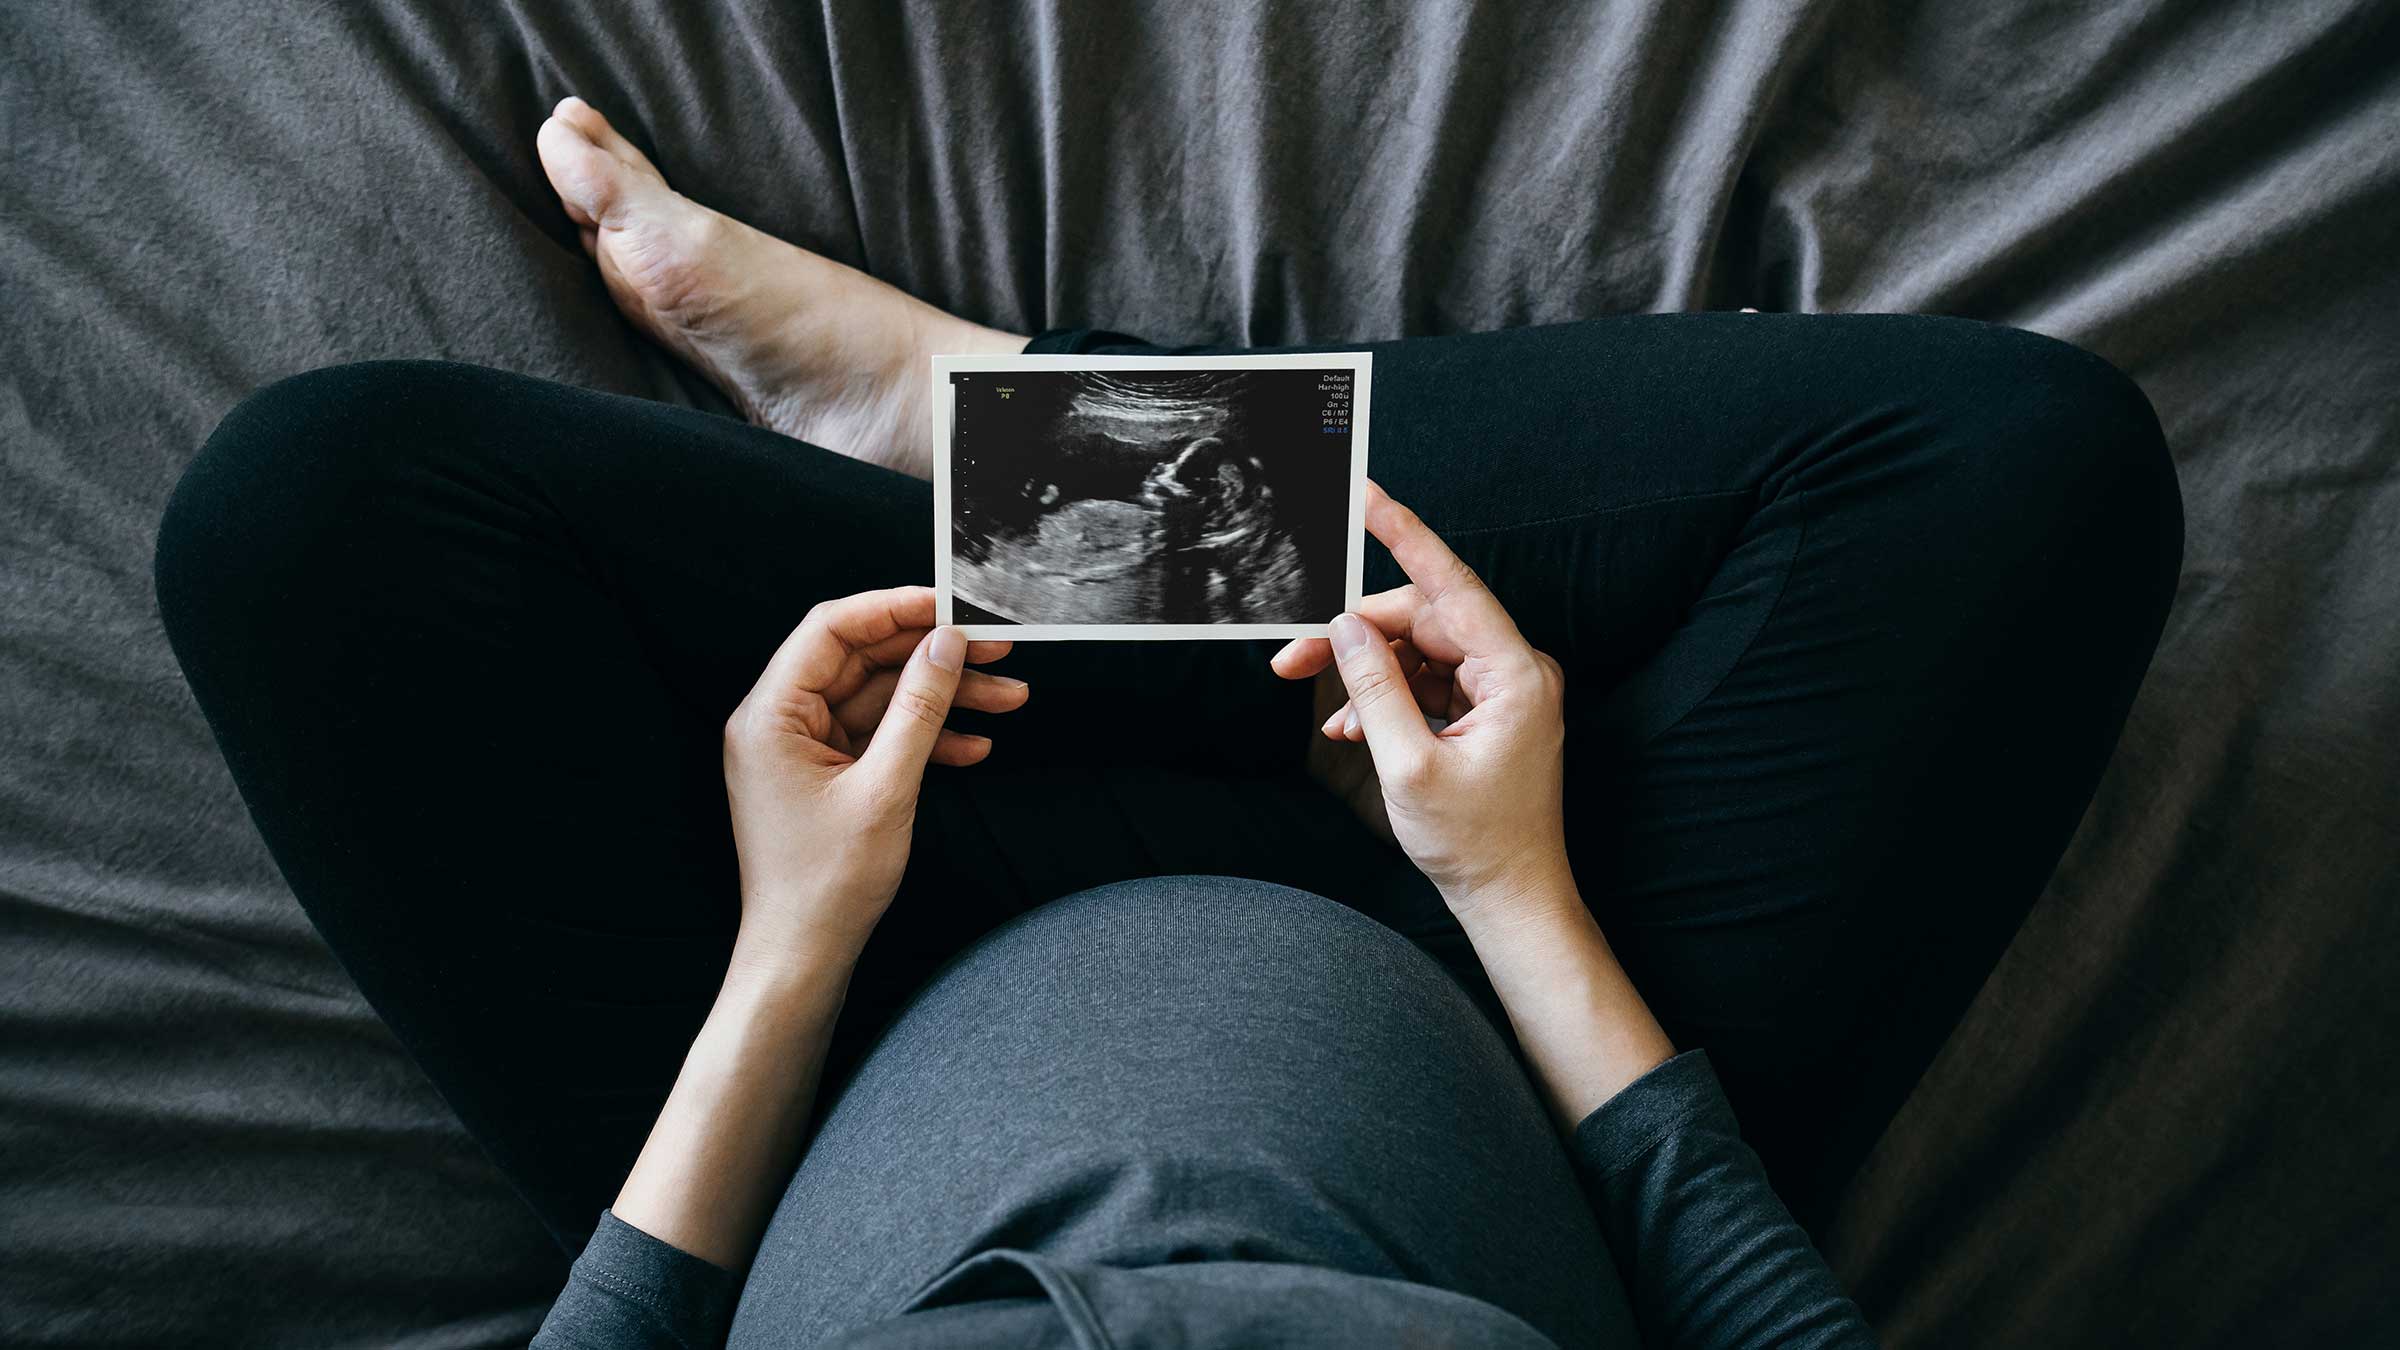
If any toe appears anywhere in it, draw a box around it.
[553,96,662,178]
[540,97,682,238]
[536,113,615,228]
[537,103,730,329]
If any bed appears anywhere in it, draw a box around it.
[4,2,2394,1343]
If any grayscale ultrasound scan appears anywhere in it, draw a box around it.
[938,356,1369,638]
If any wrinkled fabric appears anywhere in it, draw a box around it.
[3,2,2395,1347]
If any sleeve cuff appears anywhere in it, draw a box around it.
[533,1210,742,1349]
[1568,1049,1738,1182]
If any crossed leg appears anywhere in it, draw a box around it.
[156,103,2178,1247]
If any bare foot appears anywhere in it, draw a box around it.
[535,97,1025,477]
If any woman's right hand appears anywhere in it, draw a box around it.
[1270,482,1576,932]
[722,586,1025,972]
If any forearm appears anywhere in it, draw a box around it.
[536,591,994,1346]
[1464,875,1875,1347]
[1454,868,1675,1130]
[1573,1053,1879,1349]
[611,935,854,1270]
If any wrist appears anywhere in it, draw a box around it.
[728,872,889,974]
[1444,851,1583,937]
[722,925,860,1013]
[1448,874,1675,1129]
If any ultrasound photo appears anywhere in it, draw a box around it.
[935,355,1370,638]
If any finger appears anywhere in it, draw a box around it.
[1326,700,1362,743]
[1327,612,1436,771]
[858,626,967,788]
[1383,635,1450,719]
[1363,483,1523,648]
[1270,586,1422,679]
[856,627,1014,670]
[1342,637,1448,734]
[929,729,994,767]
[757,588,938,698]
[1409,660,1458,718]
[1319,700,1382,744]
[855,627,930,669]
[948,670,1028,713]
[1271,636,1326,679]
[832,671,897,737]
[1315,640,1404,731]
[834,667,1028,734]
[1363,482,1477,600]
[734,684,843,750]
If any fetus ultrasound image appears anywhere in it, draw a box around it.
[948,368,1355,626]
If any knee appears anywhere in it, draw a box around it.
[1916,322,2184,623]
[155,361,474,648]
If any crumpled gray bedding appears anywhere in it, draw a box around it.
[3,2,2394,1345]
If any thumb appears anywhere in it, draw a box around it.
[858,626,967,792]
[1328,613,1436,772]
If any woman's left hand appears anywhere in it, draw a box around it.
[617,588,1023,1272]
[722,586,1026,971]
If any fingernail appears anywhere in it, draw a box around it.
[1322,708,1346,737]
[1342,708,1360,738]
[927,627,965,672]
[1330,613,1373,658]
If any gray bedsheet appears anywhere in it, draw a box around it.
[4,3,2394,1345]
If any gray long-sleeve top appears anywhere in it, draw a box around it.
[535,1053,1874,1349]
[530,877,1876,1349]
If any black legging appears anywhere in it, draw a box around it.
[155,314,2179,1249]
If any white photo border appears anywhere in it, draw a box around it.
[931,351,1373,641]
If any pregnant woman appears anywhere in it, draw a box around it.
[155,99,2180,1348]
